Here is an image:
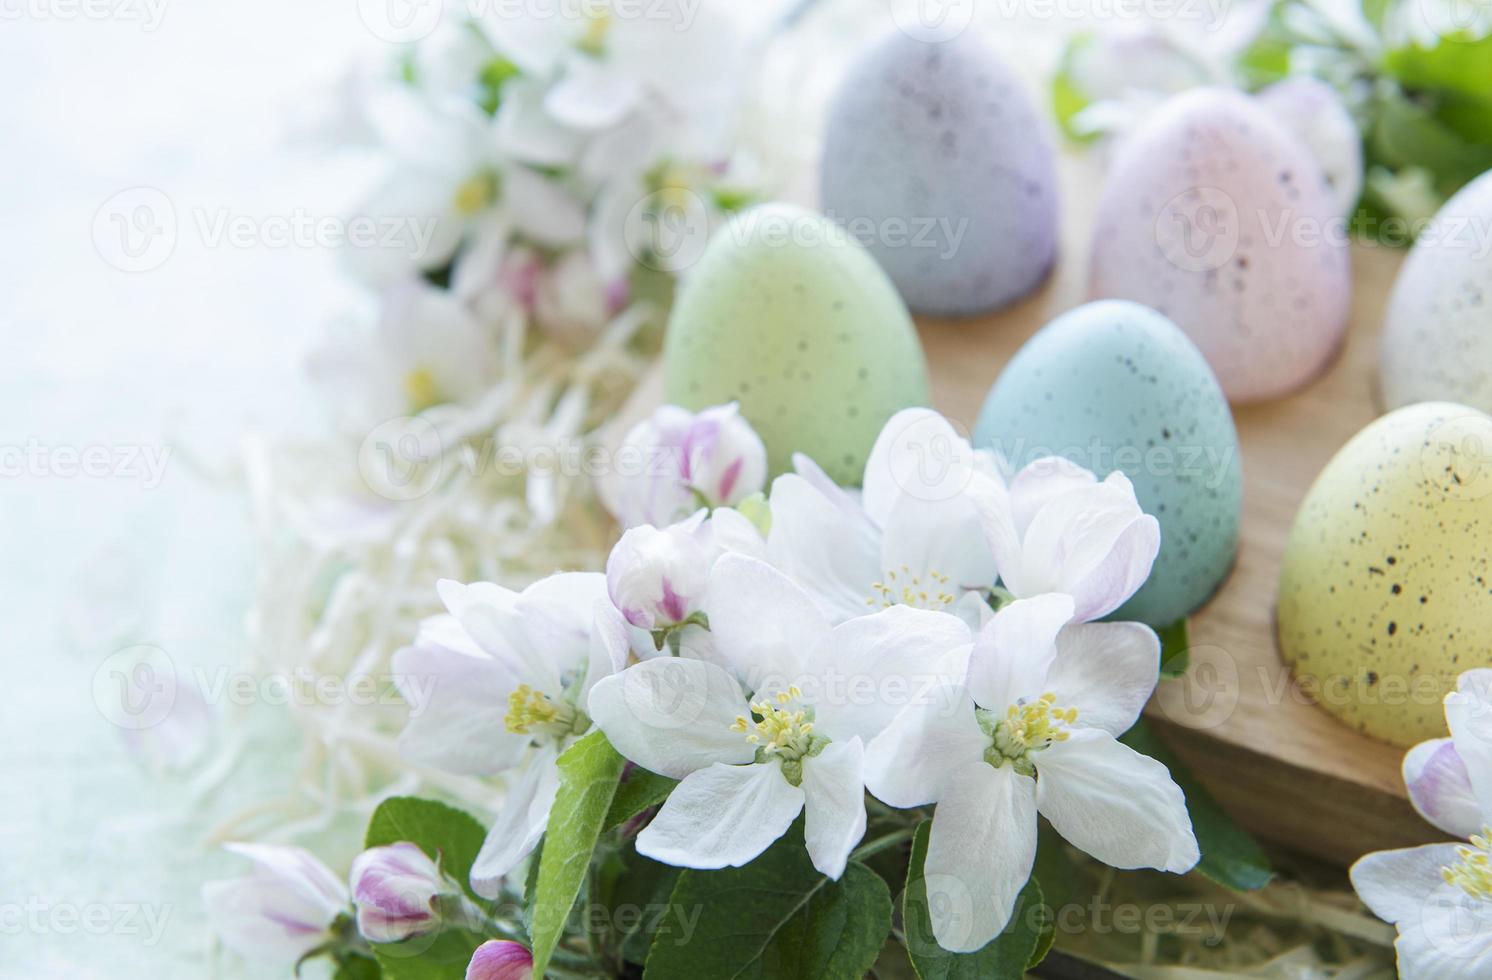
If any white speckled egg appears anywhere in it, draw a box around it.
[1090,87,1351,403]
[820,30,1058,317]
[664,203,931,484]
[974,300,1243,627]
[1278,402,1492,745]
[1381,170,1492,414]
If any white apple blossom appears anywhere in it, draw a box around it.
[602,403,768,530]
[391,573,631,898]
[766,408,1001,627]
[350,842,447,944]
[865,594,1198,952]
[973,456,1160,623]
[588,553,971,879]
[1351,670,1492,979]
[202,843,349,963]
[308,279,503,434]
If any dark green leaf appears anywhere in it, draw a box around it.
[608,844,684,964]
[1157,619,1191,677]
[903,820,1048,979]
[1121,721,1274,891]
[370,929,488,980]
[645,821,891,979]
[529,731,629,978]
[364,797,489,904]
[334,952,381,980]
[604,766,677,830]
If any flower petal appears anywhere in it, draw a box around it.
[1034,731,1199,874]
[1351,843,1466,925]
[587,658,756,779]
[765,473,881,624]
[704,553,830,692]
[637,761,805,870]
[392,620,527,776]
[467,939,535,980]
[862,408,977,528]
[801,738,868,880]
[924,762,1038,953]
[470,750,561,899]
[966,594,1074,711]
[878,491,998,604]
[863,680,986,808]
[1044,621,1160,737]
[811,606,972,743]
[1008,457,1098,533]
[1065,509,1161,621]
[1404,738,1484,839]
[544,62,642,130]
[1446,671,1492,818]
[1395,887,1492,980]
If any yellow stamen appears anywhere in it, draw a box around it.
[1444,828,1492,901]
[505,684,581,737]
[577,10,610,56]
[867,568,955,611]
[404,366,441,414]
[452,172,498,216]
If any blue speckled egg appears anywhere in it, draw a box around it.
[819,30,1058,318]
[974,300,1243,626]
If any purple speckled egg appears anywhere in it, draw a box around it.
[819,30,1058,318]
[1089,87,1351,403]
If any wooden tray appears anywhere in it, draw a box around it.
[919,155,1439,866]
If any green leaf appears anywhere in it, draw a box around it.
[528,731,629,978]
[609,844,684,964]
[1369,88,1492,195]
[1157,619,1191,677]
[371,929,488,980]
[902,821,1049,979]
[1384,33,1492,105]
[605,766,677,830]
[645,821,892,979]
[364,797,489,904]
[1121,721,1274,891]
[1051,33,1097,143]
[334,953,382,980]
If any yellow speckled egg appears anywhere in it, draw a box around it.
[1278,402,1492,745]
[664,203,931,483]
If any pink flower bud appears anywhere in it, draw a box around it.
[202,843,348,962]
[349,842,445,944]
[467,939,535,980]
[606,520,711,630]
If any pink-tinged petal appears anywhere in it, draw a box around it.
[683,403,766,507]
[351,842,443,943]
[966,595,1074,711]
[1044,622,1160,737]
[1008,457,1098,533]
[1405,738,1485,839]
[801,739,868,880]
[204,844,347,962]
[924,762,1038,953]
[467,940,535,980]
[1034,731,1199,874]
[1065,510,1161,622]
[1445,684,1492,819]
[637,761,805,870]
[606,524,710,630]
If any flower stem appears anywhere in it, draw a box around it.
[850,827,916,863]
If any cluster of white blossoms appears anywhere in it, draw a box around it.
[1352,670,1492,978]
[390,403,1200,953]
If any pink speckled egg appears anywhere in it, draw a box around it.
[1089,87,1351,403]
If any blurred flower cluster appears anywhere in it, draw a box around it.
[230,2,778,841]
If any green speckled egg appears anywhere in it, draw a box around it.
[1278,402,1492,746]
[974,300,1242,627]
[663,203,931,483]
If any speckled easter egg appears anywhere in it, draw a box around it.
[1089,87,1351,403]
[974,300,1242,626]
[663,203,931,483]
[819,30,1058,317]
[1381,171,1492,414]
[1278,402,1492,745]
